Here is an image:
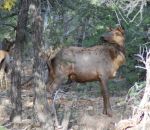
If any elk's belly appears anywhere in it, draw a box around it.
[69,71,99,83]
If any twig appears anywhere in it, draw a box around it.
[111,0,129,24]
[116,7,129,24]
[20,76,33,87]
[52,89,61,127]
[2,120,13,128]
[23,125,32,130]
[61,101,73,130]
[114,7,120,25]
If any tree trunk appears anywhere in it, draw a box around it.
[31,1,54,129]
[10,0,30,122]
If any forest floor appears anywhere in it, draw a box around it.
[0,84,132,130]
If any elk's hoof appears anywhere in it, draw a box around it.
[103,109,113,117]
[62,86,70,92]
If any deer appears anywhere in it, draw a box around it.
[45,26,125,117]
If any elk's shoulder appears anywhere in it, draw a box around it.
[0,50,9,57]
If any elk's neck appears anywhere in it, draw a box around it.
[106,42,125,54]
[115,44,125,54]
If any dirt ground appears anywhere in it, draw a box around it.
[0,85,132,130]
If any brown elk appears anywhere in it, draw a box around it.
[0,38,14,73]
[47,26,125,117]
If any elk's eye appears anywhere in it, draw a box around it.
[115,32,121,36]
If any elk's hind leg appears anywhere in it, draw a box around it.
[48,78,64,97]
[48,76,66,128]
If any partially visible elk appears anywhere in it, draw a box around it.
[0,38,14,89]
[0,38,14,73]
[43,26,125,117]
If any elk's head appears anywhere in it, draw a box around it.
[2,38,15,52]
[101,26,125,47]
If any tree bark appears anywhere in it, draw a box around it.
[31,0,54,129]
[10,0,30,122]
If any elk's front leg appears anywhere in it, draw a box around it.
[100,78,112,117]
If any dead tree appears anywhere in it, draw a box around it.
[116,47,150,130]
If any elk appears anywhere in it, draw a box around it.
[0,38,14,73]
[47,26,125,117]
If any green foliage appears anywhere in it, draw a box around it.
[71,82,99,97]
[0,0,16,11]
[126,81,146,105]
[0,0,17,41]
[73,80,128,97]
[123,12,150,83]
[0,16,17,40]
[44,0,116,47]
[108,79,128,95]
[0,126,7,130]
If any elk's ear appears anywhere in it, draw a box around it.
[11,43,15,49]
[2,38,9,44]
[117,26,125,34]
[109,27,113,31]
[106,26,113,31]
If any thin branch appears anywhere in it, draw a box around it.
[107,0,147,24]
[129,10,140,23]
[116,6,129,24]
[114,8,120,25]
[143,42,150,45]
[20,76,33,87]
[52,89,61,128]
[111,0,129,24]
[134,54,146,65]
[135,66,146,70]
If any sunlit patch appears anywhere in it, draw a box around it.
[83,55,89,61]
[90,0,101,6]
[113,71,117,77]
[0,70,9,90]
